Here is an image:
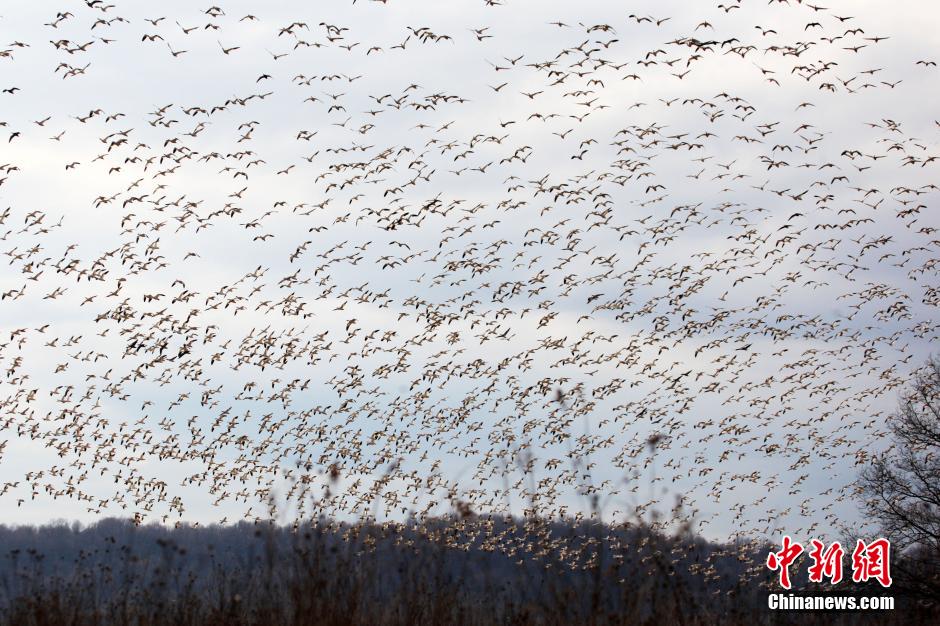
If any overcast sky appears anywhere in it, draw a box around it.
[0,0,938,543]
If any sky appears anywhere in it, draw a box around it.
[0,0,938,544]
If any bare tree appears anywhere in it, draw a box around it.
[859,356,940,603]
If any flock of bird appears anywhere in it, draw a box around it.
[0,0,937,556]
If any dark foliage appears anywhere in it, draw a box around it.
[858,356,940,606]
[0,517,931,625]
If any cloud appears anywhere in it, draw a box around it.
[0,0,936,544]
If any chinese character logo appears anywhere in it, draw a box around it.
[851,538,892,587]
[766,535,804,590]
[767,536,892,589]
[807,539,844,584]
